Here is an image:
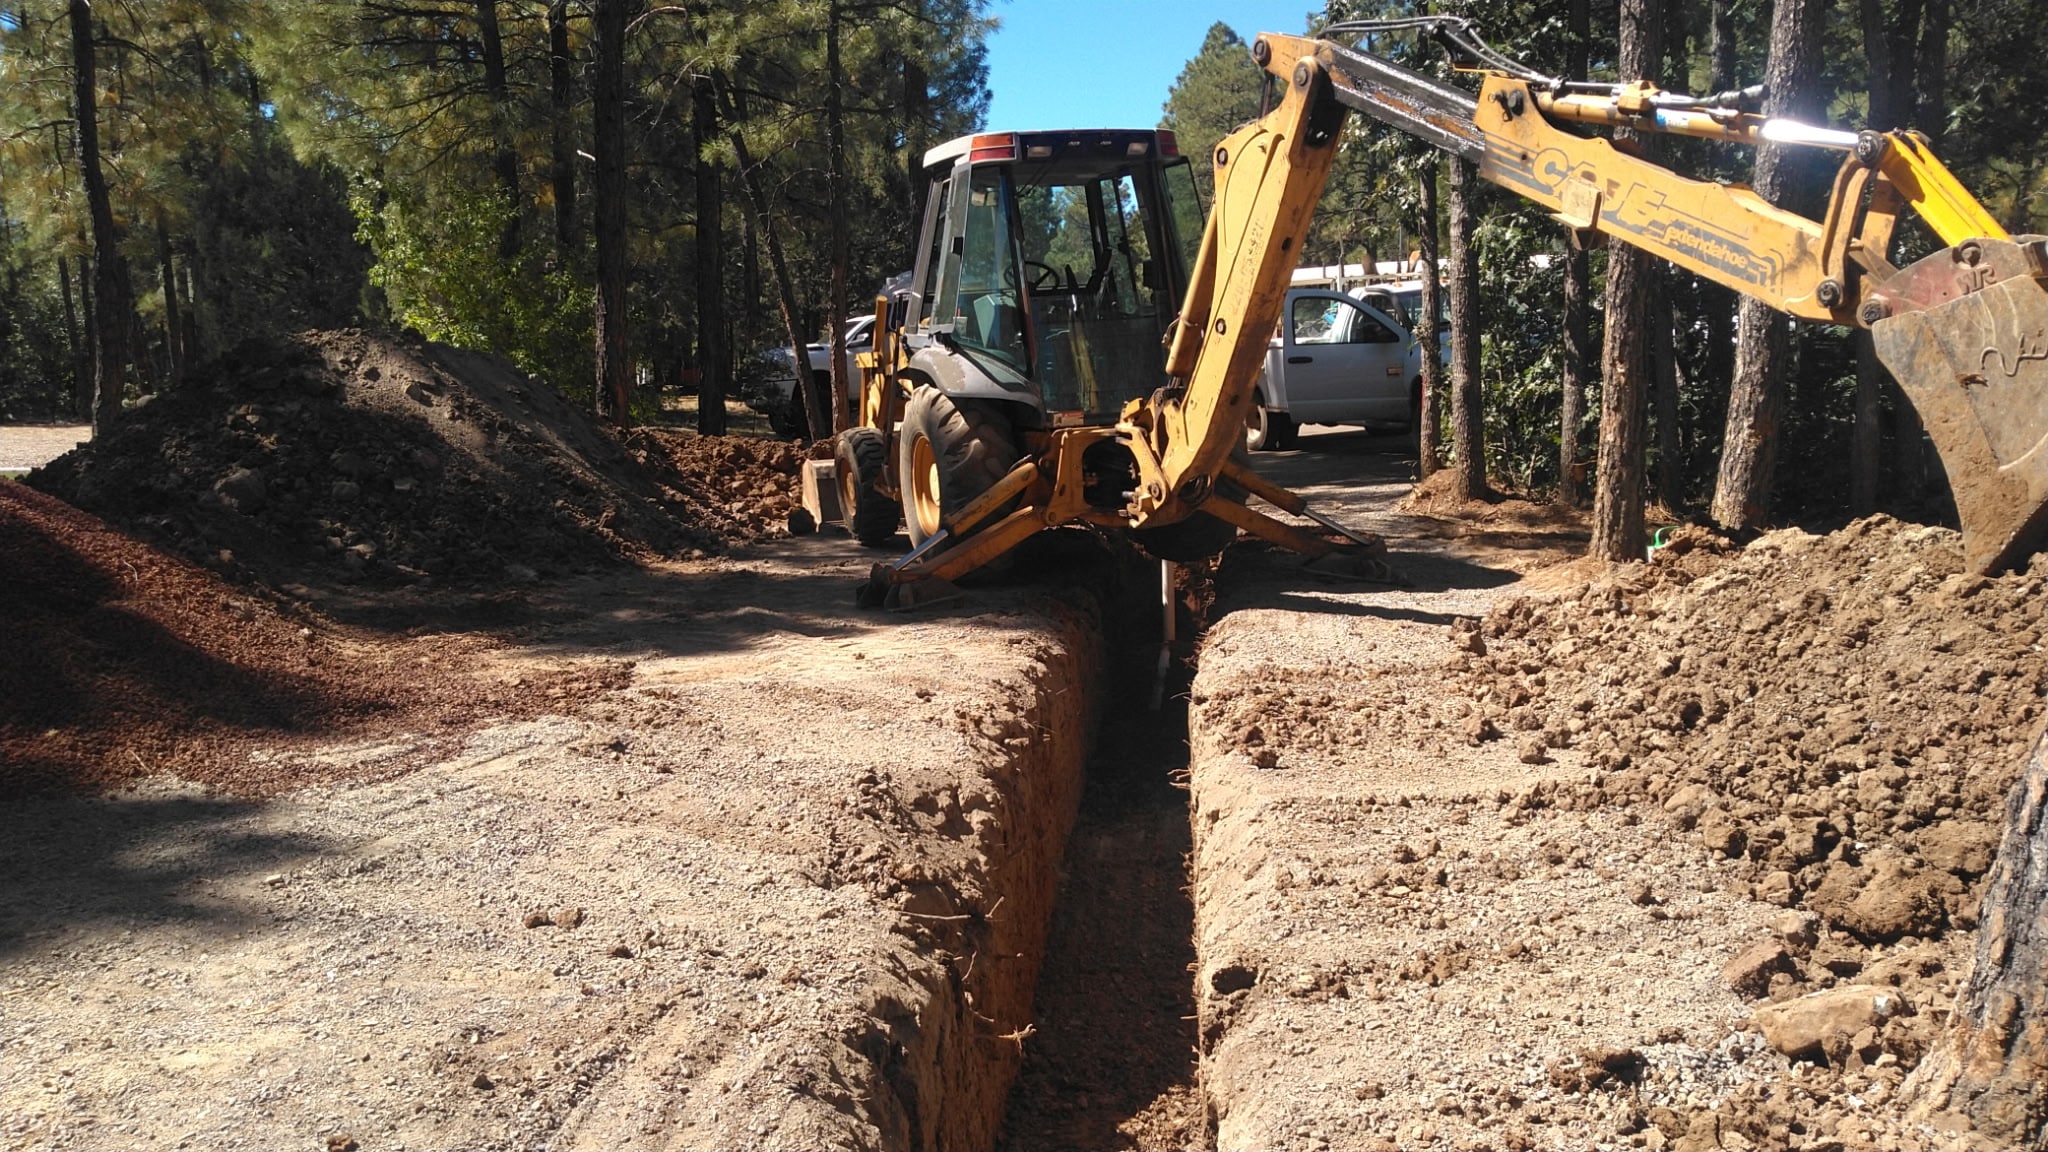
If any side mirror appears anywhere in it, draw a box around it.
[888,293,909,331]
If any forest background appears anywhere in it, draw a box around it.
[2,0,2040,534]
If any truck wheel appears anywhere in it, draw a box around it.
[1245,394,1296,452]
[768,387,807,439]
[899,386,1020,547]
[834,427,901,547]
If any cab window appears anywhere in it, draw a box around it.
[1291,297,1345,344]
[952,168,1026,368]
[1348,308,1401,344]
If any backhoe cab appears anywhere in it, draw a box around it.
[842,114,1387,608]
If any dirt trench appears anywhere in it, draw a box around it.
[996,571,1211,1152]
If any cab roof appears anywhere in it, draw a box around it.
[921,128,1181,172]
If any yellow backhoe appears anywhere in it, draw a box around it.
[844,19,2048,608]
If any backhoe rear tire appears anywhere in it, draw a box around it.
[834,427,900,547]
[899,386,1020,548]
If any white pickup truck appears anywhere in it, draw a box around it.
[742,314,875,439]
[1246,279,1448,451]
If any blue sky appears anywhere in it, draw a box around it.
[982,0,1325,132]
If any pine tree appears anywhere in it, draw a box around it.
[1160,23,1266,204]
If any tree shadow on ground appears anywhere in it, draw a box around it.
[0,791,336,960]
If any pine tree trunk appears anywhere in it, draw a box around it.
[1916,0,1949,144]
[548,0,578,252]
[156,213,183,386]
[1557,0,1592,507]
[825,0,852,436]
[1904,726,2048,1146]
[183,233,210,362]
[476,0,522,260]
[1710,0,1736,93]
[58,254,87,418]
[1696,0,1738,454]
[1856,0,1905,510]
[692,77,726,436]
[1591,0,1661,562]
[591,0,631,426]
[70,0,133,436]
[1416,156,1443,478]
[1446,157,1485,501]
[1653,281,1684,512]
[1711,0,1824,530]
[75,247,96,419]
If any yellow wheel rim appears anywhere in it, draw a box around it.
[909,434,942,538]
[838,461,860,523]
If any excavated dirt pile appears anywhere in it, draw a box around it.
[27,330,798,589]
[624,428,802,544]
[1453,517,2045,1138]
[1190,514,2042,1150]
[1465,518,2044,946]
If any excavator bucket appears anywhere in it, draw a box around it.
[1869,236,2048,575]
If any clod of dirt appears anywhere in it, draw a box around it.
[28,330,797,591]
[1721,940,1795,998]
[1750,983,1906,1062]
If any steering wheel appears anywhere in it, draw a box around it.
[1024,260,1063,292]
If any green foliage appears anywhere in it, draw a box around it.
[1470,197,1572,492]
[353,181,590,395]
[0,0,991,422]
[1160,23,1268,205]
[0,0,367,415]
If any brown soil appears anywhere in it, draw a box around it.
[1475,518,2043,947]
[1399,469,1589,531]
[0,538,1101,1152]
[0,483,625,798]
[1189,507,2036,1151]
[624,427,803,544]
[26,330,798,590]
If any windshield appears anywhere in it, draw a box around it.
[949,167,1029,372]
[939,148,1197,417]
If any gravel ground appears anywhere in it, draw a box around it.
[1,536,1097,1152]
[0,424,89,472]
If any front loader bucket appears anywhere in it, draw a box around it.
[1871,235,2048,574]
